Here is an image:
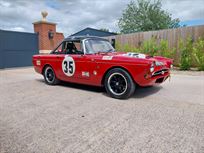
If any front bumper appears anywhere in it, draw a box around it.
[140,69,170,86]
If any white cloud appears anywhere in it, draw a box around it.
[162,0,204,21]
[7,27,26,32]
[0,0,10,7]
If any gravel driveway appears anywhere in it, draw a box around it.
[0,67,204,153]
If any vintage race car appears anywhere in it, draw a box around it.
[33,36,173,99]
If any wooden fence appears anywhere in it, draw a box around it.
[106,25,204,64]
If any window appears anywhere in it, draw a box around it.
[52,43,64,54]
[85,39,115,54]
[52,41,83,54]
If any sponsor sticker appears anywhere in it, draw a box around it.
[36,60,41,66]
[82,71,90,77]
[123,52,146,59]
[102,56,113,60]
[155,61,164,66]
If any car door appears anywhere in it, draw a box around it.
[53,41,80,82]
[51,40,100,85]
[73,54,96,80]
[75,54,100,86]
[54,40,95,84]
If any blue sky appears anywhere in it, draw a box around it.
[45,0,61,9]
[180,19,204,26]
[0,0,204,36]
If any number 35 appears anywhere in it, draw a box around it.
[63,61,73,74]
[62,56,75,77]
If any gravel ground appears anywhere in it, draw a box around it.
[0,67,204,153]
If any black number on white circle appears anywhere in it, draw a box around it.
[63,61,73,74]
[62,56,75,77]
[64,61,68,73]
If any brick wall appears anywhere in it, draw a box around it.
[33,21,64,54]
[55,32,64,47]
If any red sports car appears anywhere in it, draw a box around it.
[33,36,173,99]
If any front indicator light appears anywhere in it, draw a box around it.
[144,73,151,79]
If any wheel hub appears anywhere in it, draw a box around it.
[45,67,55,83]
[107,73,128,96]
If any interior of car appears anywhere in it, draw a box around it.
[53,41,83,54]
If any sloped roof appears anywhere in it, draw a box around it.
[64,36,107,41]
[70,27,117,37]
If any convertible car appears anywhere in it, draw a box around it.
[33,36,173,99]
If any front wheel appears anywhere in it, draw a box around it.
[104,68,135,99]
[43,66,59,85]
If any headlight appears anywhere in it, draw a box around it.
[170,64,173,69]
[150,63,155,72]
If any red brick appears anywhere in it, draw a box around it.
[33,21,64,52]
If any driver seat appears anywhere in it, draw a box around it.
[66,43,75,54]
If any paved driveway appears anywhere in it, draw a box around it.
[0,68,204,153]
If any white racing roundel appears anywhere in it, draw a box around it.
[62,55,75,76]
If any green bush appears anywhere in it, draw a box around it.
[115,37,204,71]
[141,38,159,56]
[115,41,123,51]
[115,41,139,52]
[116,39,175,59]
[193,38,204,71]
[159,39,175,58]
[123,44,133,52]
[179,37,193,70]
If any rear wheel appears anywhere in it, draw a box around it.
[43,66,59,85]
[104,68,135,99]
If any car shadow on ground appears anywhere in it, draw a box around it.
[36,79,104,93]
[60,81,105,93]
[132,85,162,98]
[36,79,162,98]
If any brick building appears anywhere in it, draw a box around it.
[33,11,64,54]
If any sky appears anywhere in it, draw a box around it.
[0,0,204,37]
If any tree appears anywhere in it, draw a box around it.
[118,0,180,34]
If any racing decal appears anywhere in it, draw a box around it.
[82,71,90,77]
[155,61,164,66]
[62,55,75,76]
[123,52,146,59]
[102,56,113,60]
[36,60,41,66]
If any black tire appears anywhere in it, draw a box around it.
[43,66,59,85]
[104,68,135,99]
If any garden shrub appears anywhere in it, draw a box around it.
[141,38,159,56]
[159,39,175,59]
[123,44,133,52]
[115,37,204,71]
[193,38,204,71]
[116,39,175,59]
[179,37,193,70]
[115,41,123,51]
[115,41,139,52]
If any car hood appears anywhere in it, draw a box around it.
[97,52,173,68]
[102,52,171,61]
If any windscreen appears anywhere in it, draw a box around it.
[85,39,115,54]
